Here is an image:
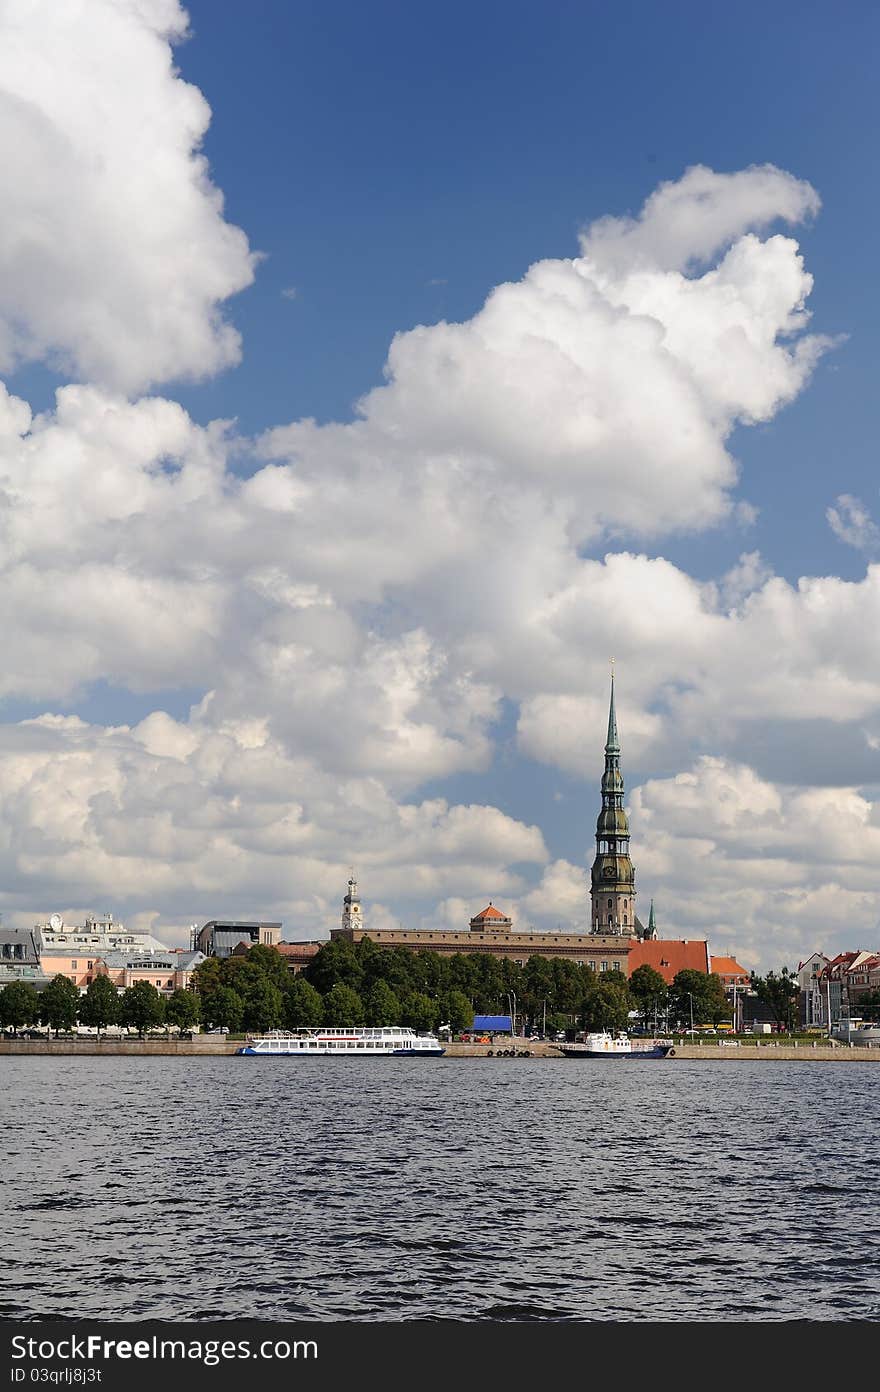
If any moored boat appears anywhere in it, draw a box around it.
[558,1030,672,1059]
[235,1026,445,1057]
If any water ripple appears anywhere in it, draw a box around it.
[2,1056,879,1321]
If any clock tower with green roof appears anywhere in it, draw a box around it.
[590,673,637,936]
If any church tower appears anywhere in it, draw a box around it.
[590,673,636,935]
[341,873,363,934]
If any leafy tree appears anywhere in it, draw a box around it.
[323,982,365,1026]
[244,943,292,989]
[283,977,324,1028]
[469,954,506,1012]
[78,975,121,1035]
[628,964,669,1026]
[119,981,166,1037]
[0,981,40,1032]
[670,969,729,1027]
[412,950,444,997]
[241,978,284,1033]
[400,990,439,1032]
[581,976,631,1032]
[753,968,799,1032]
[550,958,587,1016]
[201,985,245,1031]
[306,940,365,995]
[38,974,80,1036]
[437,989,472,1033]
[364,979,402,1026]
[192,956,225,996]
[165,989,201,1031]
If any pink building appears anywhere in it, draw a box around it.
[95,949,204,994]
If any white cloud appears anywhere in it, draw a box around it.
[580,163,820,274]
[0,713,547,942]
[827,494,880,553]
[629,757,880,969]
[0,110,862,974]
[0,0,256,393]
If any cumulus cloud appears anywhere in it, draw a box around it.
[0,83,858,972]
[629,757,880,969]
[827,494,880,553]
[580,163,820,273]
[0,0,256,392]
[0,713,547,942]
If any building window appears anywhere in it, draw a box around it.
[601,961,608,972]
[607,899,612,909]
[71,960,78,969]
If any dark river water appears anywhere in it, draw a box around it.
[2,1056,878,1322]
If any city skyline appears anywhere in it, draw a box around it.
[1,2,880,972]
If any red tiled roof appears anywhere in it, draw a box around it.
[472,904,508,921]
[710,955,751,979]
[628,939,710,985]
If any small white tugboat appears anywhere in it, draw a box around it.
[558,1030,672,1059]
[235,1026,445,1057]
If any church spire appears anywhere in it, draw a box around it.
[590,669,636,936]
[647,899,656,939]
[606,668,620,754]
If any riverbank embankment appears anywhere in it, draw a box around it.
[3,1039,880,1059]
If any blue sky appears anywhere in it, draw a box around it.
[1,1,879,968]
[166,0,879,585]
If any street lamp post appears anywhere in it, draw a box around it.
[506,991,518,1038]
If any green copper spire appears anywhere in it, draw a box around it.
[590,669,635,935]
[605,672,620,754]
[648,899,655,934]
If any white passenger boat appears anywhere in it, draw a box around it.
[235,1026,445,1057]
[558,1030,672,1059]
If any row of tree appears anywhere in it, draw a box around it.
[0,976,200,1037]
[6,941,822,1041]
[188,939,733,1034]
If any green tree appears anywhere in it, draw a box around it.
[244,943,292,988]
[0,980,40,1032]
[305,940,365,996]
[165,989,201,1031]
[753,968,799,1032]
[581,976,631,1032]
[437,988,472,1033]
[323,982,365,1025]
[78,975,121,1035]
[38,974,80,1036]
[192,956,225,997]
[201,985,245,1031]
[283,977,324,1028]
[400,990,439,1032]
[119,981,166,1037]
[669,969,730,1028]
[628,964,669,1026]
[241,978,284,1033]
[364,979,402,1026]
